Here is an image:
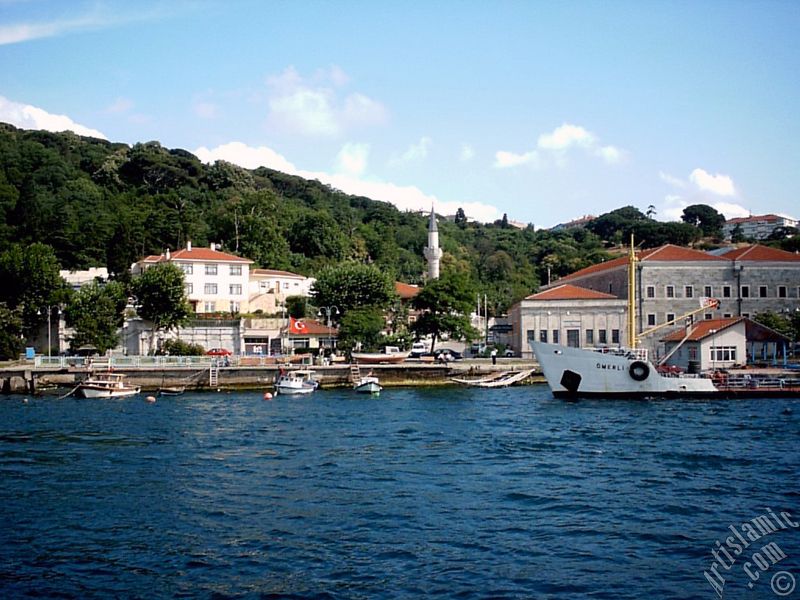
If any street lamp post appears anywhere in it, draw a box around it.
[317,306,339,353]
[37,305,61,359]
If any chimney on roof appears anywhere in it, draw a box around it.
[187,241,192,251]
[165,248,171,260]
[210,242,215,251]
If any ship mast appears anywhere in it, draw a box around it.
[627,234,638,348]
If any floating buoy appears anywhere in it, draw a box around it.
[263,392,273,400]
[23,398,28,404]
[146,395,156,403]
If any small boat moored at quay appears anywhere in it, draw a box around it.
[77,373,141,398]
[353,374,382,394]
[274,369,319,395]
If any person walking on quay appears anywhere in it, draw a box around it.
[491,348,497,365]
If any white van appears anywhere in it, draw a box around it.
[410,341,428,358]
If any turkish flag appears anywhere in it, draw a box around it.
[289,317,308,334]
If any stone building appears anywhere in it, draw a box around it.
[511,243,800,358]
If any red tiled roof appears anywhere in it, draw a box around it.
[718,244,800,262]
[662,317,743,342]
[252,268,306,278]
[144,247,252,263]
[725,214,781,225]
[395,282,421,299]
[526,284,619,300]
[557,244,728,283]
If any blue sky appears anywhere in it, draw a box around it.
[1,0,799,227]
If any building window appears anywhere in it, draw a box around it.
[283,282,290,289]
[229,284,242,295]
[710,347,737,362]
[723,286,731,298]
[647,314,656,326]
[185,283,193,295]
[527,330,536,344]
[759,286,768,298]
[646,286,655,298]
[685,286,693,298]
[704,313,713,320]
[742,313,750,319]
[204,301,216,312]
[229,301,240,313]
[599,330,607,344]
[230,265,242,276]
[741,285,750,298]
[723,313,732,318]
[539,330,548,343]
[608,283,614,294]
[586,330,594,345]
[666,313,675,324]
[204,283,218,295]
[552,330,559,344]
[611,329,620,344]
[704,285,712,298]
[180,263,193,275]
[666,285,675,298]
[688,347,697,360]
[778,286,787,298]
[205,264,218,276]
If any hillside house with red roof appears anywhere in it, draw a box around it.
[722,214,797,240]
[133,241,253,315]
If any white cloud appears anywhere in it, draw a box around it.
[537,123,595,150]
[193,141,297,173]
[342,93,388,127]
[0,5,172,46]
[390,136,432,165]
[336,142,370,176]
[460,144,475,161]
[659,171,686,188]
[266,66,387,137]
[690,168,736,196]
[659,194,751,222]
[493,150,539,169]
[0,95,106,138]
[595,145,623,164]
[269,88,339,136]
[193,141,501,222]
[495,122,624,169]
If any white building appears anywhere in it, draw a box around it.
[132,242,253,314]
[248,269,316,314]
[60,267,109,290]
[723,214,798,240]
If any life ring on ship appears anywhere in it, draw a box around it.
[629,361,650,381]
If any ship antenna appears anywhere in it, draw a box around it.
[627,234,638,348]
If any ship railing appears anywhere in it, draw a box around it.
[589,346,649,362]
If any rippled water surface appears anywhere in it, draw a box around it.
[1,386,798,599]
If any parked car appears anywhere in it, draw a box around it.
[206,348,232,356]
[410,341,428,358]
[503,349,515,357]
[434,348,463,361]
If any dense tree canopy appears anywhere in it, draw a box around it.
[3,123,795,326]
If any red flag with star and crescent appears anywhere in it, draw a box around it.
[289,317,308,334]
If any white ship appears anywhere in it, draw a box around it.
[530,341,717,398]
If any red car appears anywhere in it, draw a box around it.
[206,348,232,356]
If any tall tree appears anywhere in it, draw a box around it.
[311,263,395,320]
[64,280,128,354]
[0,302,25,360]
[131,263,191,353]
[411,270,478,352]
[681,204,725,238]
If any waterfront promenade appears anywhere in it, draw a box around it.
[0,355,542,394]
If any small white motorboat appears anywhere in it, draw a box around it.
[77,373,141,398]
[353,374,382,394]
[275,369,319,395]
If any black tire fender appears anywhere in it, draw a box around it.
[629,361,650,381]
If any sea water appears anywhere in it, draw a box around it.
[1,386,798,599]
